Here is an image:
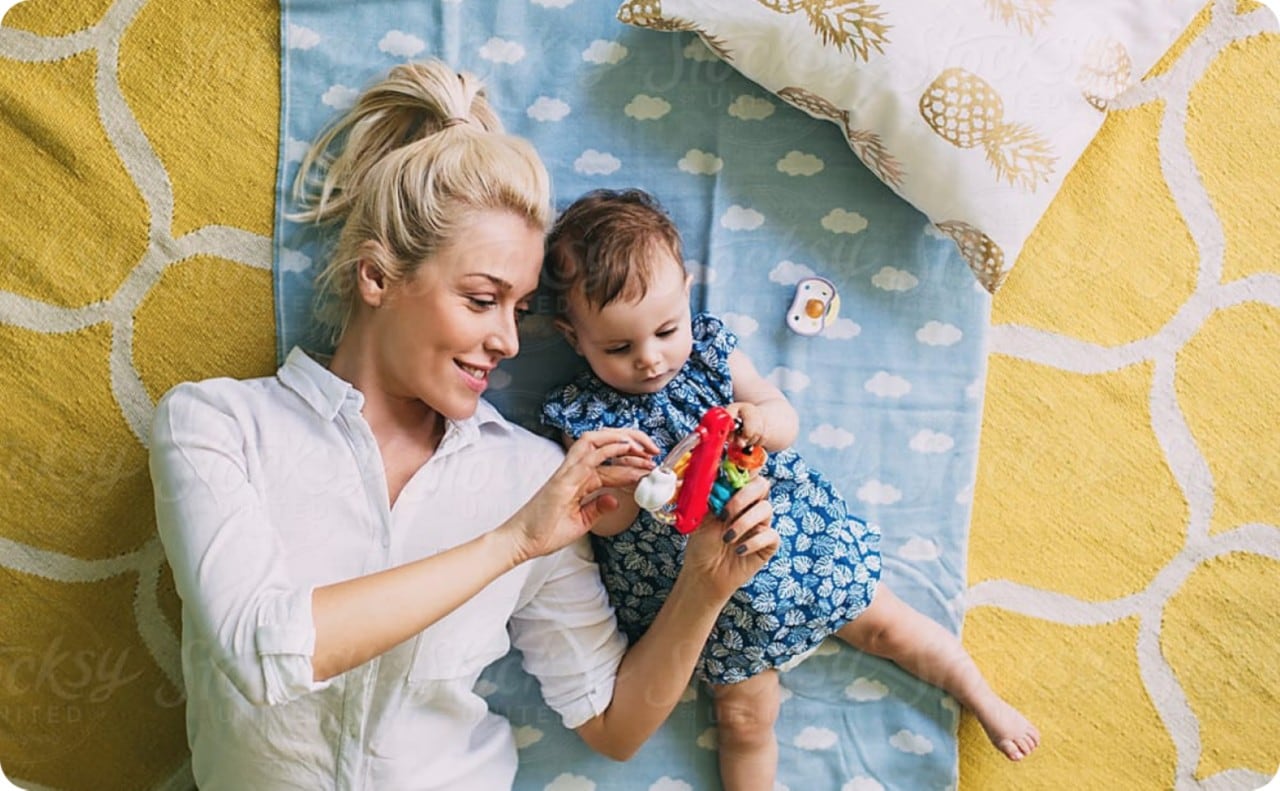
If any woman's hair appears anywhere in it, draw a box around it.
[291,60,552,343]
[543,188,683,316]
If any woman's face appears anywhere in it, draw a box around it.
[373,209,544,421]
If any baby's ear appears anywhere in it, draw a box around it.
[553,317,582,354]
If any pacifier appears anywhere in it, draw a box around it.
[786,276,840,336]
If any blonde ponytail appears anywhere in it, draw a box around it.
[290,60,551,343]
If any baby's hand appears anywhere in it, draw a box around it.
[726,402,766,450]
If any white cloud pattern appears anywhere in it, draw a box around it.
[822,318,861,339]
[844,677,889,701]
[583,39,627,64]
[794,726,839,750]
[872,266,919,291]
[767,366,811,393]
[809,424,854,449]
[574,149,620,175]
[379,30,425,58]
[527,96,570,122]
[777,150,824,176]
[917,321,963,346]
[625,95,672,120]
[910,429,955,453]
[678,149,723,175]
[864,371,911,398]
[822,208,869,234]
[286,23,321,50]
[721,312,759,338]
[721,205,764,231]
[900,537,941,562]
[546,774,596,791]
[479,37,525,64]
[321,84,359,110]
[728,95,775,120]
[889,729,935,755]
[857,480,903,505]
[769,259,814,285]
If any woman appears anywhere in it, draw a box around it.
[149,60,778,790]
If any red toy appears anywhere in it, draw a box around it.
[633,406,767,534]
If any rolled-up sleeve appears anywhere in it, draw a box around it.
[508,538,627,730]
[150,383,331,706]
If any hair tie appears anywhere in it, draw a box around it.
[442,116,468,129]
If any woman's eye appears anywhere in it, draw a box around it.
[515,306,531,322]
[469,297,497,310]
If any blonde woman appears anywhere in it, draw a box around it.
[149,61,779,790]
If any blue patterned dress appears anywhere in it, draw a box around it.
[542,313,881,685]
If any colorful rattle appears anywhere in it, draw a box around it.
[633,406,768,534]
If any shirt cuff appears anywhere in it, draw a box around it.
[254,587,332,706]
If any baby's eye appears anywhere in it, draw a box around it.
[604,345,629,355]
[657,328,677,337]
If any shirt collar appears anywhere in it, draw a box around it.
[277,346,516,438]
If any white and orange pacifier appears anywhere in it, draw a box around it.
[786,276,840,336]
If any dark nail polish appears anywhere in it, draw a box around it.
[722,529,736,543]
[735,544,747,555]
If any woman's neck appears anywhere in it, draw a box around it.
[329,327,444,450]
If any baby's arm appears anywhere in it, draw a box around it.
[559,432,642,537]
[726,349,799,451]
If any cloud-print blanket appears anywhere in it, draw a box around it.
[274,3,988,789]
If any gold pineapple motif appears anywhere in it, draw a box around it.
[778,86,905,188]
[984,0,1054,35]
[1078,39,1134,111]
[617,0,734,61]
[919,68,1057,191]
[936,220,1007,293]
[755,0,891,61]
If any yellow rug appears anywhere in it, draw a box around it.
[961,1,1280,788]
[0,0,278,788]
[0,1,1275,790]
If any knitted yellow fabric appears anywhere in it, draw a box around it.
[0,1,1275,789]
[962,2,1280,788]
[0,1,277,787]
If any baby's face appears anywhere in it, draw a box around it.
[565,252,694,395]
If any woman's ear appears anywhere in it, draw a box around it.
[553,317,582,355]
[355,241,390,308]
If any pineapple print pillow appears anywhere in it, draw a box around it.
[617,0,1204,293]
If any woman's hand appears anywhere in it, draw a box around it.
[502,429,658,563]
[681,474,778,601]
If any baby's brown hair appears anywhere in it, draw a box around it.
[543,189,683,316]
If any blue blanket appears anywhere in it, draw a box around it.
[274,2,989,788]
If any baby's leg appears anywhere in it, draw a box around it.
[835,584,1040,761]
[710,669,781,791]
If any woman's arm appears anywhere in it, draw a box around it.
[311,428,657,680]
[153,382,657,698]
[574,475,779,759]
[725,349,799,451]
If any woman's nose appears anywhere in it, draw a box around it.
[486,311,520,359]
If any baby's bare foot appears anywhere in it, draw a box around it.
[975,697,1040,761]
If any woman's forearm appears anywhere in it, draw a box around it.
[310,528,524,681]
[574,573,724,759]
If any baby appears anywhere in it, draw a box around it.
[540,189,1039,790]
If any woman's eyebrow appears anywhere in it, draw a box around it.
[463,273,513,290]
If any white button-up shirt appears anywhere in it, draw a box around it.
[150,348,626,790]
